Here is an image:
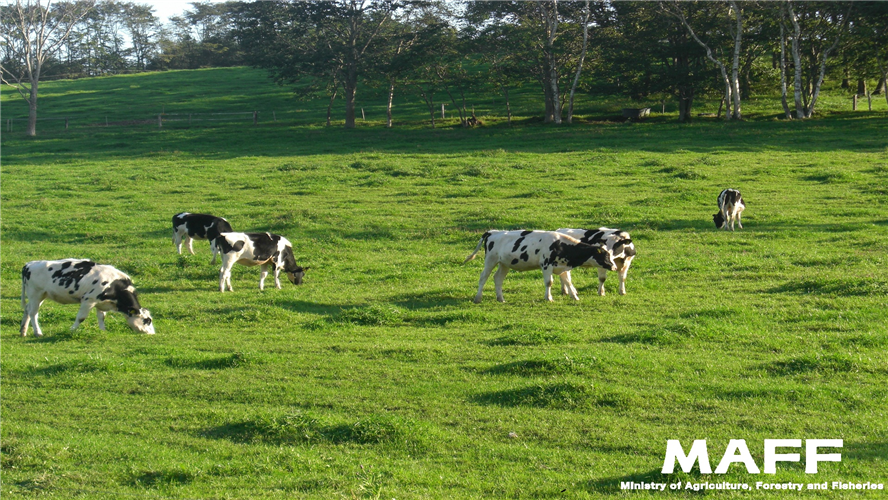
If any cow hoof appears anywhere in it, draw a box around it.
[473,297,482,304]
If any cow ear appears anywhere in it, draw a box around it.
[129,308,139,317]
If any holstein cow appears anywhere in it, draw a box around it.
[20,259,155,337]
[172,212,234,264]
[214,232,308,292]
[556,228,636,296]
[714,189,745,231]
[463,230,617,303]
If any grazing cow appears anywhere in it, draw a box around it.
[463,230,617,303]
[556,228,636,296]
[214,232,308,292]
[172,212,234,264]
[714,189,745,231]
[20,259,155,337]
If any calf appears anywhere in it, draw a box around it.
[556,228,636,296]
[463,230,616,303]
[214,232,308,292]
[20,259,155,337]
[714,189,745,231]
[172,212,234,264]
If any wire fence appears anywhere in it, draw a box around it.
[2,110,296,132]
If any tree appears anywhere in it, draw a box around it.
[783,0,851,119]
[123,3,159,70]
[663,0,745,120]
[1,0,94,136]
[595,2,713,122]
[234,0,397,129]
[466,1,594,125]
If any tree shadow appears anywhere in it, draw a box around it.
[584,469,674,494]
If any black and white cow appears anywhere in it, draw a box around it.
[556,228,636,296]
[463,230,617,303]
[714,189,745,231]
[213,232,308,292]
[172,212,234,264]
[20,259,155,337]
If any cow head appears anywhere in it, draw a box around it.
[126,308,155,334]
[286,266,308,285]
[591,244,618,271]
[713,212,725,229]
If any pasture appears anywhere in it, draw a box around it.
[1,68,887,498]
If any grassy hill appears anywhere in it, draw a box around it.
[3,67,886,130]
[1,67,887,499]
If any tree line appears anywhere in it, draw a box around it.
[3,0,887,135]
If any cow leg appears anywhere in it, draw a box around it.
[210,241,218,265]
[558,271,571,296]
[737,211,743,229]
[542,267,556,302]
[21,296,44,337]
[173,230,183,254]
[96,310,107,331]
[617,263,629,296]
[71,300,96,330]
[273,266,283,289]
[493,266,509,303]
[259,264,269,291]
[562,271,580,301]
[186,236,195,255]
[473,261,497,303]
[219,260,235,292]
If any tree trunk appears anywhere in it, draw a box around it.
[549,56,562,124]
[504,86,512,127]
[567,0,590,124]
[856,78,867,96]
[386,79,395,128]
[729,1,743,120]
[27,81,38,137]
[678,87,694,122]
[788,4,804,119]
[778,13,792,119]
[326,89,337,127]
[874,77,886,95]
[344,79,357,128]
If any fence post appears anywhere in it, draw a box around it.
[253,111,258,125]
[441,103,445,119]
[852,94,858,111]
[158,114,162,129]
[867,92,873,111]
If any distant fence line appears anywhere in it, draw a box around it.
[3,110,287,131]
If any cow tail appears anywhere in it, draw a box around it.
[463,232,490,264]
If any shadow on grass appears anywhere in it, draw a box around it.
[130,469,195,488]
[585,469,672,494]
[480,357,593,377]
[8,114,888,166]
[164,352,254,370]
[202,412,426,452]
[843,441,888,461]
[760,353,862,375]
[471,382,633,410]
[766,277,887,297]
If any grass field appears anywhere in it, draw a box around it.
[1,68,887,499]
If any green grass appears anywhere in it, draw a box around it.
[1,68,887,499]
